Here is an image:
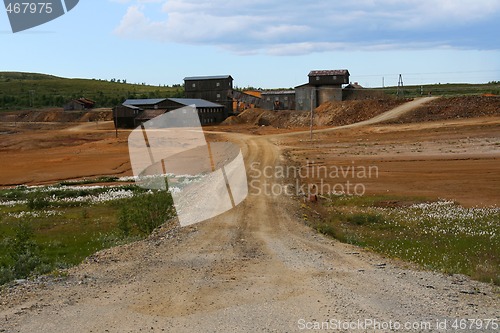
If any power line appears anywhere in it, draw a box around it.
[354,69,500,78]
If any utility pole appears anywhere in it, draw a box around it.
[382,77,385,88]
[114,107,118,138]
[310,88,315,141]
[29,90,35,107]
[396,74,404,99]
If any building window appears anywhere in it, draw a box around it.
[284,97,288,101]
[217,94,221,99]
[333,75,337,80]
[192,83,196,88]
[216,82,220,87]
[316,76,320,81]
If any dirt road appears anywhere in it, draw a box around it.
[1,99,498,332]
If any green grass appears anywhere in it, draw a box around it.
[0,183,175,285]
[0,71,184,109]
[377,82,500,98]
[313,195,500,285]
[58,176,120,186]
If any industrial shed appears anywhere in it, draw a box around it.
[113,98,225,128]
[261,90,296,110]
[123,98,170,110]
[230,90,262,113]
[64,97,95,111]
[308,70,350,86]
[184,75,234,116]
[295,70,351,111]
[342,82,385,100]
[133,109,168,127]
[165,98,225,125]
[113,104,142,128]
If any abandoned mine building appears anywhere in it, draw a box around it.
[63,97,96,111]
[113,97,224,128]
[184,75,234,117]
[260,69,353,112]
[295,70,350,111]
[261,90,296,111]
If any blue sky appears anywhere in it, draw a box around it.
[1,0,499,88]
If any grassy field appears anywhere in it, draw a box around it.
[0,179,175,285]
[0,72,184,109]
[309,195,499,285]
[379,82,500,98]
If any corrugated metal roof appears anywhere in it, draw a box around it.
[295,83,311,89]
[123,98,167,106]
[308,70,349,77]
[120,104,142,110]
[261,90,296,95]
[135,110,167,121]
[345,82,363,89]
[169,98,223,108]
[184,75,232,81]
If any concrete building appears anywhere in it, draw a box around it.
[295,84,315,111]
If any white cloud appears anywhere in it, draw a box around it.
[112,0,500,54]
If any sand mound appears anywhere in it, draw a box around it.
[0,109,113,123]
[388,96,500,123]
[238,108,267,124]
[221,96,499,129]
[223,100,406,129]
[220,116,242,126]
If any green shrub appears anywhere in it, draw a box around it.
[27,194,51,210]
[0,221,49,283]
[0,266,14,285]
[316,224,337,238]
[117,191,175,236]
[346,212,384,225]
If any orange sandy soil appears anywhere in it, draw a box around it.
[0,121,132,186]
[0,117,499,207]
[276,116,500,207]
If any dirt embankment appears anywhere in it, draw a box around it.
[388,96,500,123]
[223,96,500,129]
[222,99,408,129]
[0,109,113,123]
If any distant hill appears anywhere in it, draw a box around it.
[0,72,184,109]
